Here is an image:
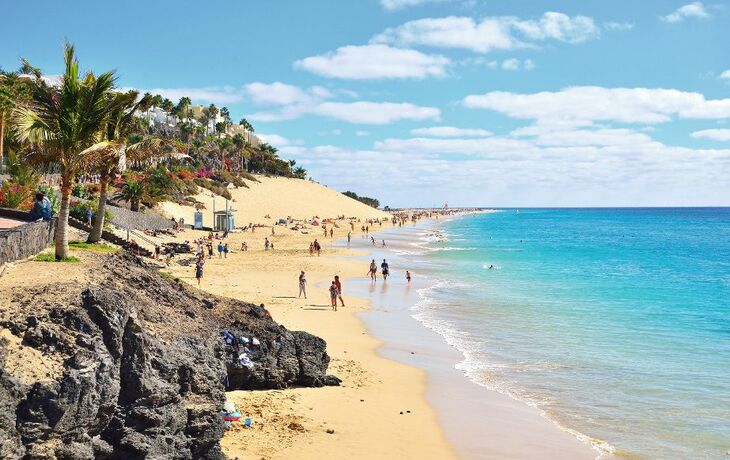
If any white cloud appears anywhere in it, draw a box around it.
[371,12,599,53]
[244,82,318,106]
[500,58,536,71]
[502,58,521,70]
[312,101,440,124]
[720,70,730,81]
[511,126,654,147]
[691,129,730,141]
[257,133,292,147]
[286,133,730,207]
[249,98,440,125]
[662,2,709,23]
[411,126,491,137]
[380,0,450,10]
[355,130,371,136]
[463,86,730,124]
[129,86,245,105]
[294,44,450,80]
[603,21,634,31]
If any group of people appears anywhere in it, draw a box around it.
[308,239,321,256]
[367,258,411,283]
[298,271,344,311]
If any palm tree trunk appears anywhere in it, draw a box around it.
[55,176,72,260]
[87,172,109,243]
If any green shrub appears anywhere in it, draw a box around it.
[70,200,114,226]
[194,178,232,200]
[35,253,80,263]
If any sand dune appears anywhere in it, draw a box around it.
[160,176,389,228]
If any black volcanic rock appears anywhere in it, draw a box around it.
[0,252,339,459]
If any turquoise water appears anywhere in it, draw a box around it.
[403,209,730,459]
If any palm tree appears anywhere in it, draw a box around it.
[177,96,191,124]
[239,118,254,132]
[160,98,174,125]
[81,91,174,242]
[114,177,145,212]
[12,43,116,259]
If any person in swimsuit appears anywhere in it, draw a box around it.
[329,281,338,311]
[406,270,411,283]
[334,275,345,307]
[368,259,377,281]
[298,271,307,299]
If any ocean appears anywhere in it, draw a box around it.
[358,208,730,459]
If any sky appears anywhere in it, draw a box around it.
[2,0,730,207]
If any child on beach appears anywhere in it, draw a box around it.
[299,271,307,299]
[329,281,338,311]
[334,275,345,307]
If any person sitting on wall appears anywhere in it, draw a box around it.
[29,192,53,221]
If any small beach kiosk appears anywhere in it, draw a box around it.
[213,210,235,232]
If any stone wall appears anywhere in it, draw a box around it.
[0,208,56,265]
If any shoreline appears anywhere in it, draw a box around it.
[156,197,596,458]
[339,218,601,459]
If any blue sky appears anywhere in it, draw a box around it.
[2,0,730,207]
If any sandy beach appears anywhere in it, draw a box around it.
[154,177,596,459]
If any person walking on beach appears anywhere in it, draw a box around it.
[217,242,224,259]
[207,242,214,258]
[382,239,386,248]
[368,259,378,281]
[334,275,345,307]
[195,257,204,285]
[314,239,321,256]
[223,243,229,258]
[381,259,390,281]
[264,238,270,250]
[298,271,307,299]
[329,281,339,311]
[406,270,411,283]
[347,232,351,244]
[241,241,248,251]
[371,236,376,246]
[329,228,334,238]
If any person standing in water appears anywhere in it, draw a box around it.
[368,259,377,281]
[406,270,411,283]
[298,271,307,299]
[381,259,390,280]
[334,275,345,307]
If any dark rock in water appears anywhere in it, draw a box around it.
[0,252,339,459]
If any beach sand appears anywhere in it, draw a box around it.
[140,177,594,458]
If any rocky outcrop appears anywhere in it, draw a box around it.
[0,252,339,459]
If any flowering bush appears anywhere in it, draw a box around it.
[0,181,33,210]
[196,168,212,179]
